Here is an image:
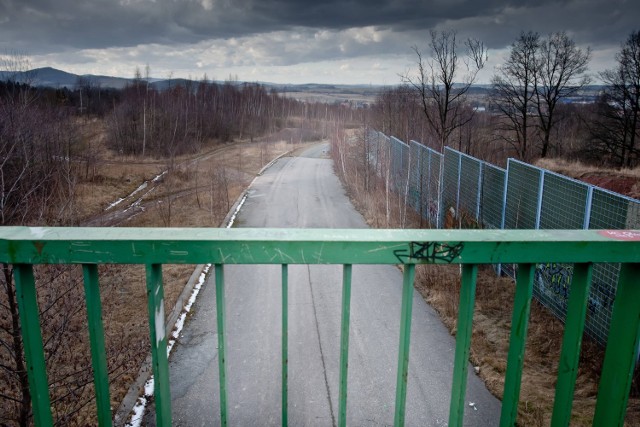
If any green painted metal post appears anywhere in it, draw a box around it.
[394,264,416,427]
[281,264,288,427]
[145,264,171,426]
[593,263,640,426]
[500,263,535,427]
[14,264,54,427]
[215,263,228,427]
[82,264,112,427]
[448,264,479,427]
[550,263,593,427]
[338,264,353,427]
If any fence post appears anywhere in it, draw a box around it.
[438,153,444,229]
[476,162,483,221]
[500,160,509,230]
[583,186,594,230]
[456,152,462,215]
[535,170,545,229]
[427,150,432,226]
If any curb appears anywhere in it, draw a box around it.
[221,148,294,227]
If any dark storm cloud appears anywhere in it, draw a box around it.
[0,0,600,54]
[1,0,639,83]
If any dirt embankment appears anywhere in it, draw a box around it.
[535,158,640,199]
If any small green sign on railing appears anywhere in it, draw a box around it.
[1,227,639,426]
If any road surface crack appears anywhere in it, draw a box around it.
[307,265,337,427]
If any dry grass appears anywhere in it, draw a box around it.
[535,158,640,180]
[334,130,640,426]
[19,120,309,425]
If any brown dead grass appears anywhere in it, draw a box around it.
[335,130,640,426]
[52,120,310,425]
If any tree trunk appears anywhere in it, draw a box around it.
[2,264,31,426]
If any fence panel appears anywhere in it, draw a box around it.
[586,188,640,345]
[534,172,591,326]
[366,129,381,178]
[390,137,409,195]
[408,141,423,214]
[480,163,506,230]
[442,148,461,227]
[459,154,482,223]
[504,160,542,229]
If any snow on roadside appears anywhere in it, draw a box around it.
[125,168,249,426]
[226,193,248,228]
[125,264,211,427]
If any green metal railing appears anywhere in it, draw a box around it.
[1,227,639,426]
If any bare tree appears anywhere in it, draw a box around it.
[590,30,640,167]
[403,29,487,151]
[535,31,591,158]
[492,31,541,160]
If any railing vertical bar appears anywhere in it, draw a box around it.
[145,263,171,426]
[499,263,535,427]
[550,262,593,427]
[338,264,353,427]
[215,263,228,426]
[14,264,53,427]
[281,264,288,427]
[448,264,479,427]
[593,262,640,426]
[82,264,112,427]
[394,264,416,427]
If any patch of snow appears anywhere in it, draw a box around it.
[125,377,154,427]
[105,198,125,211]
[226,194,248,228]
[105,182,148,211]
[153,171,168,183]
[125,264,212,426]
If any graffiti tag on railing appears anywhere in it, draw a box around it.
[394,241,464,264]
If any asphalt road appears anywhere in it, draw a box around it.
[167,143,501,426]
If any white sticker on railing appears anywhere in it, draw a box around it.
[155,301,165,347]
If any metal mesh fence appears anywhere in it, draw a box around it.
[458,153,482,223]
[480,163,506,230]
[533,172,590,331]
[408,141,424,214]
[363,130,640,347]
[365,130,381,178]
[504,160,542,229]
[390,136,409,194]
[585,188,640,344]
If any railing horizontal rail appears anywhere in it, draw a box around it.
[1,227,639,427]
[1,227,639,265]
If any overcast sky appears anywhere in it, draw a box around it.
[1,0,638,85]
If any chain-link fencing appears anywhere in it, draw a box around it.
[362,129,640,346]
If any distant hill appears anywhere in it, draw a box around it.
[0,67,605,103]
[0,67,132,89]
[0,67,391,95]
